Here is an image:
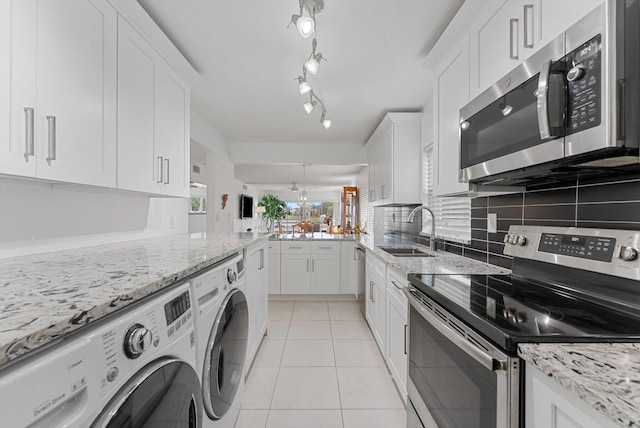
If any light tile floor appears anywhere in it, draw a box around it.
[235,299,407,428]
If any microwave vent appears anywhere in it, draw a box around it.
[576,156,639,168]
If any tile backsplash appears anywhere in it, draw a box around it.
[380,171,640,270]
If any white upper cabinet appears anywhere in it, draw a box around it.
[117,17,190,197]
[432,33,471,197]
[365,112,422,206]
[1,0,117,187]
[470,0,604,98]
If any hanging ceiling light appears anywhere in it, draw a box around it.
[298,164,311,211]
[289,0,331,129]
[290,182,299,191]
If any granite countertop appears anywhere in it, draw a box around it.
[357,235,511,276]
[519,343,640,428]
[0,232,270,367]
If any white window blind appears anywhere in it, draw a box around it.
[422,146,471,243]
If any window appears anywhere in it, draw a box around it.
[422,146,471,243]
[281,201,336,232]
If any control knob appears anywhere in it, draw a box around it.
[227,268,237,284]
[567,62,585,82]
[516,235,528,246]
[124,323,152,359]
[619,246,638,261]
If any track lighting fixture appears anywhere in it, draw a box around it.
[289,0,331,129]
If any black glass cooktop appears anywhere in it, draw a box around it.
[407,272,640,352]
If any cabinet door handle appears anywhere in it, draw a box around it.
[164,158,170,184]
[157,156,164,183]
[404,324,408,355]
[391,280,402,291]
[24,108,34,157]
[312,259,315,272]
[523,4,534,48]
[307,259,309,272]
[369,281,374,301]
[289,246,303,249]
[509,18,519,60]
[318,246,332,250]
[371,282,376,302]
[380,184,386,199]
[369,189,375,202]
[259,249,264,270]
[46,115,56,161]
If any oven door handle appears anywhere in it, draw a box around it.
[537,60,552,139]
[404,288,508,372]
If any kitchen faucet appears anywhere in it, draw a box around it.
[407,205,437,252]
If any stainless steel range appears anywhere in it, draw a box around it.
[404,226,640,428]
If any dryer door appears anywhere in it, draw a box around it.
[202,288,249,419]
[91,358,202,428]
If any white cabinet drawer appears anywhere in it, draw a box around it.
[310,242,340,254]
[280,242,310,254]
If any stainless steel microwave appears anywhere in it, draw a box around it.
[459,0,639,185]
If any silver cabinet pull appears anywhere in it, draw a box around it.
[404,324,408,355]
[509,18,519,60]
[307,259,309,272]
[312,259,315,272]
[24,108,34,157]
[391,280,402,291]
[369,281,374,301]
[156,156,164,183]
[371,281,376,302]
[46,115,56,161]
[258,249,264,270]
[369,189,375,202]
[163,158,170,184]
[318,246,332,250]
[380,184,386,199]
[289,246,303,249]
[523,4,534,48]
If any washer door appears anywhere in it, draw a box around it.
[91,358,202,428]
[202,288,248,419]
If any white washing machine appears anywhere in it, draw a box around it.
[0,282,201,428]
[191,253,248,428]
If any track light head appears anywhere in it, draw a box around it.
[304,53,324,75]
[291,14,315,38]
[303,100,317,114]
[296,76,312,95]
[320,107,331,129]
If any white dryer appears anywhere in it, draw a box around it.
[191,253,248,428]
[0,282,201,428]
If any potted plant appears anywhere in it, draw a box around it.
[257,194,290,233]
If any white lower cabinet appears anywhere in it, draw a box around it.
[365,250,386,353]
[280,242,341,294]
[245,241,269,370]
[267,241,281,294]
[386,268,408,402]
[525,362,618,428]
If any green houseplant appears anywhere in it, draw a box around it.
[257,194,290,232]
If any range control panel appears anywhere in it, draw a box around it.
[504,226,640,280]
[538,233,615,262]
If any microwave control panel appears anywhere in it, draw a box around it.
[565,34,601,135]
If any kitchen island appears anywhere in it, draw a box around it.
[0,232,270,366]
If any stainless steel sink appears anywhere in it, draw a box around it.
[379,247,435,257]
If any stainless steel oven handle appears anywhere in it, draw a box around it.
[537,60,552,139]
[403,287,508,372]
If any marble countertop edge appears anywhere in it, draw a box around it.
[518,343,640,428]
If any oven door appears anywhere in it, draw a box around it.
[404,288,520,428]
[459,33,566,184]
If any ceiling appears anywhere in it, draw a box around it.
[138,0,463,191]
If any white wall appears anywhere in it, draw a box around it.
[190,110,260,234]
[227,142,366,165]
[0,176,188,258]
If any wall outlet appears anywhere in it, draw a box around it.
[488,213,497,233]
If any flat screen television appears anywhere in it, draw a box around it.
[240,194,253,219]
